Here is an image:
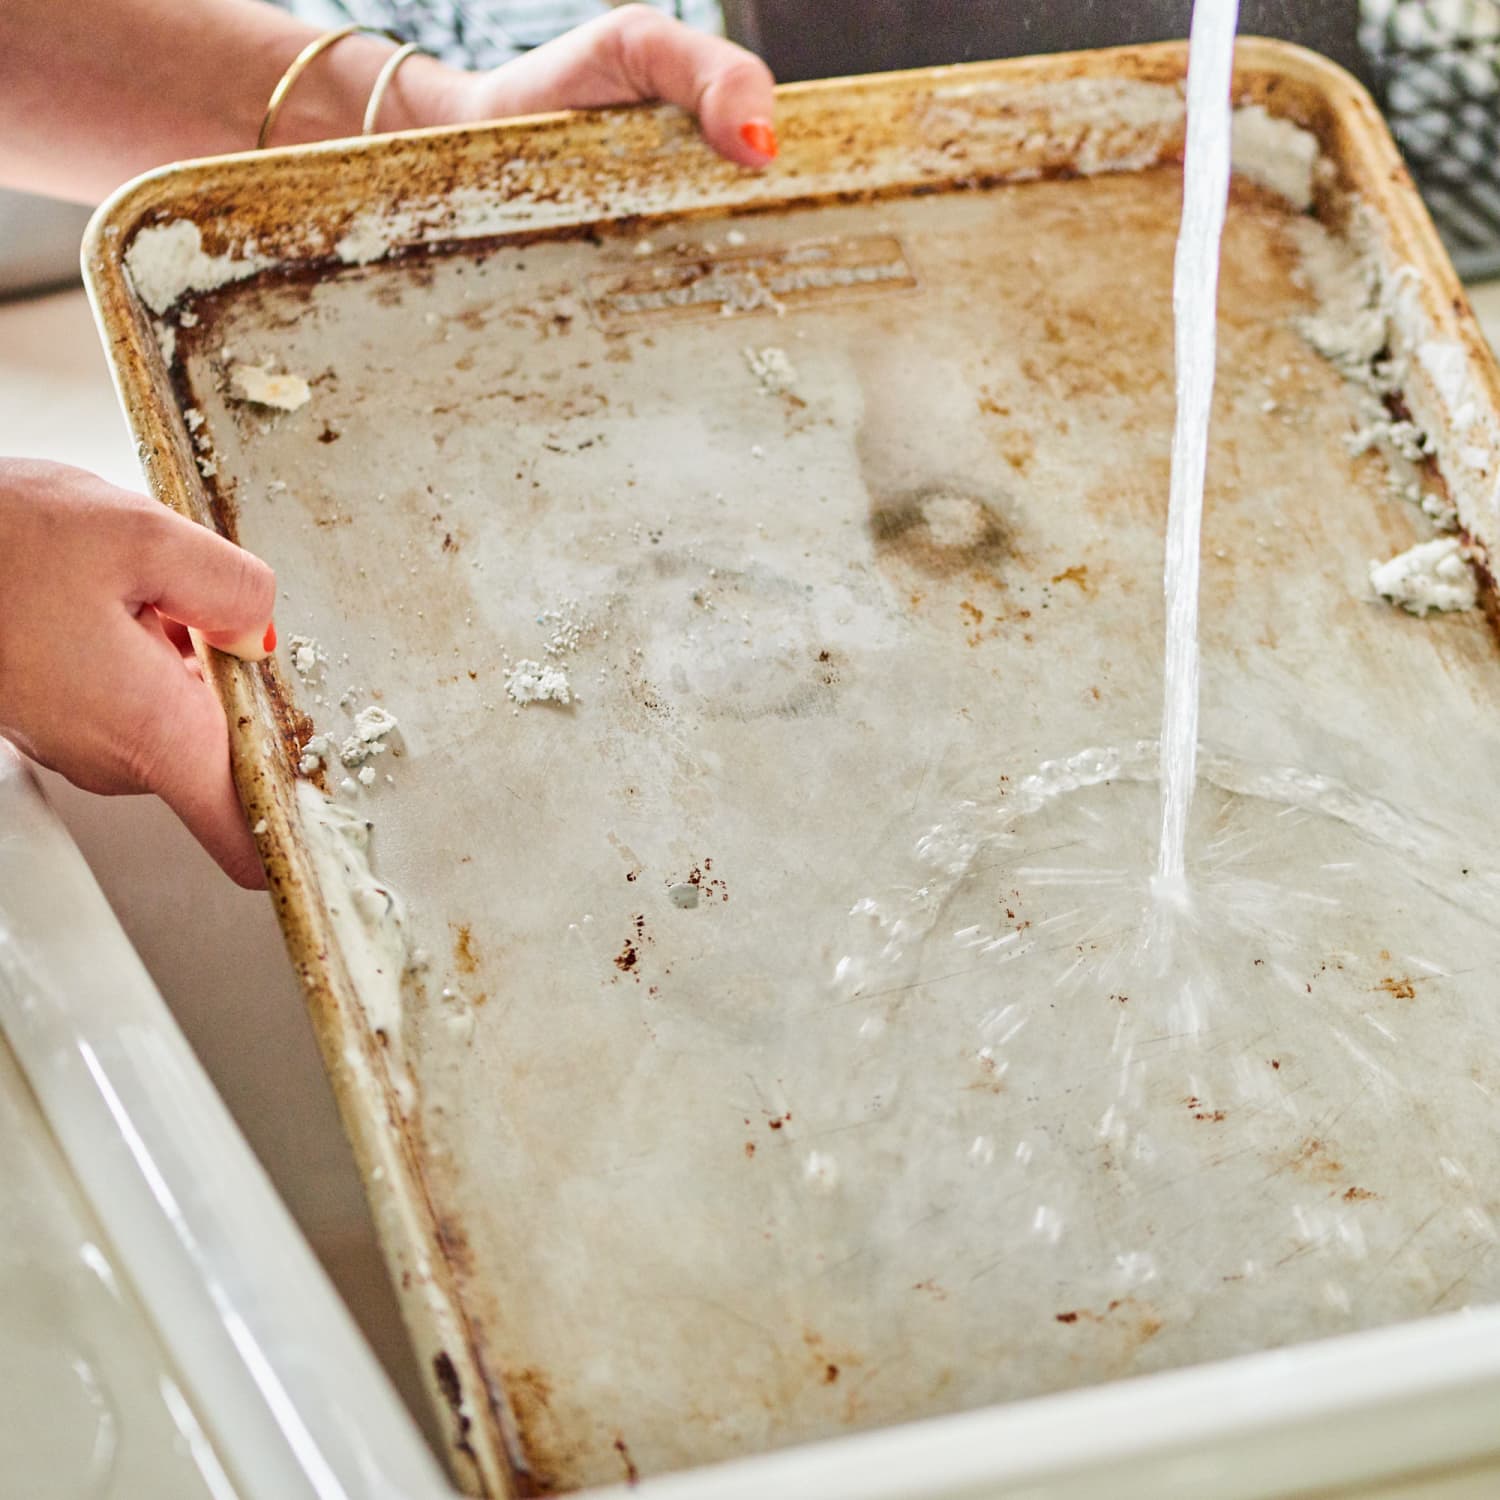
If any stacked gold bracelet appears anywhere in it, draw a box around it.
[258,24,432,149]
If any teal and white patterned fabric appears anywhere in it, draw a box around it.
[277,0,724,71]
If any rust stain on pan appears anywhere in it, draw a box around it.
[868,483,1014,580]
[434,1351,480,1466]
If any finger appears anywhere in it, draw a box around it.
[128,506,277,662]
[134,659,267,889]
[477,8,778,167]
[612,12,779,166]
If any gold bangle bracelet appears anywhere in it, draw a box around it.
[258,24,403,150]
[362,41,428,135]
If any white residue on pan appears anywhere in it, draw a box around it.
[744,345,798,395]
[1290,207,1491,600]
[609,257,909,319]
[182,402,219,482]
[295,782,418,1110]
[229,361,312,412]
[928,76,1322,204]
[537,599,594,658]
[335,216,397,266]
[1370,536,1479,615]
[124,220,272,315]
[288,633,326,680]
[505,659,572,706]
[1415,333,1500,515]
[330,165,550,266]
[341,706,401,766]
[502,596,602,707]
[1292,221,1406,382]
[298,735,332,776]
[924,76,1187,175]
[298,704,400,773]
[271,81,1185,276]
[1229,102,1321,211]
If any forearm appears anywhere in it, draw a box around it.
[0,0,464,204]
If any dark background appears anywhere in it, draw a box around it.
[721,1,1365,85]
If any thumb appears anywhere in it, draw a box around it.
[611,10,778,167]
[133,637,267,888]
[132,505,277,662]
[475,10,778,168]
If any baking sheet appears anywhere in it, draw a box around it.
[86,42,1500,1498]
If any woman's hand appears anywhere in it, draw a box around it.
[0,460,276,888]
[451,5,778,167]
[2,1,777,203]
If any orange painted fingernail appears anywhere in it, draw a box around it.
[739,119,778,160]
[263,621,277,654]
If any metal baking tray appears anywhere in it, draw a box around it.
[86,40,1500,1499]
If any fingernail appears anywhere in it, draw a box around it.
[198,620,275,663]
[739,119,778,160]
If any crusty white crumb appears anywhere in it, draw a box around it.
[1369,536,1478,616]
[339,705,399,766]
[298,732,334,775]
[229,362,311,412]
[288,633,324,679]
[505,659,572,706]
[744,345,798,396]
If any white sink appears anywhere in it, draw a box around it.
[0,743,448,1499]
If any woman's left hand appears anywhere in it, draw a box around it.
[452,4,778,168]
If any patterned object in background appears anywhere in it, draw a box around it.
[1362,0,1500,278]
[275,0,723,71]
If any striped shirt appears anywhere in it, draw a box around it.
[277,0,724,71]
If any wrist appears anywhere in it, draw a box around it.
[248,30,471,148]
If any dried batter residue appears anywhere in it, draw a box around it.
[342,706,401,765]
[124,220,271,315]
[1370,536,1478,616]
[229,362,311,412]
[744,345,798,396]
[537,600,594,658]
[288,634,325,679]
[298,704,401,775]
[295,783,418,1109]
[505,659,572,707]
